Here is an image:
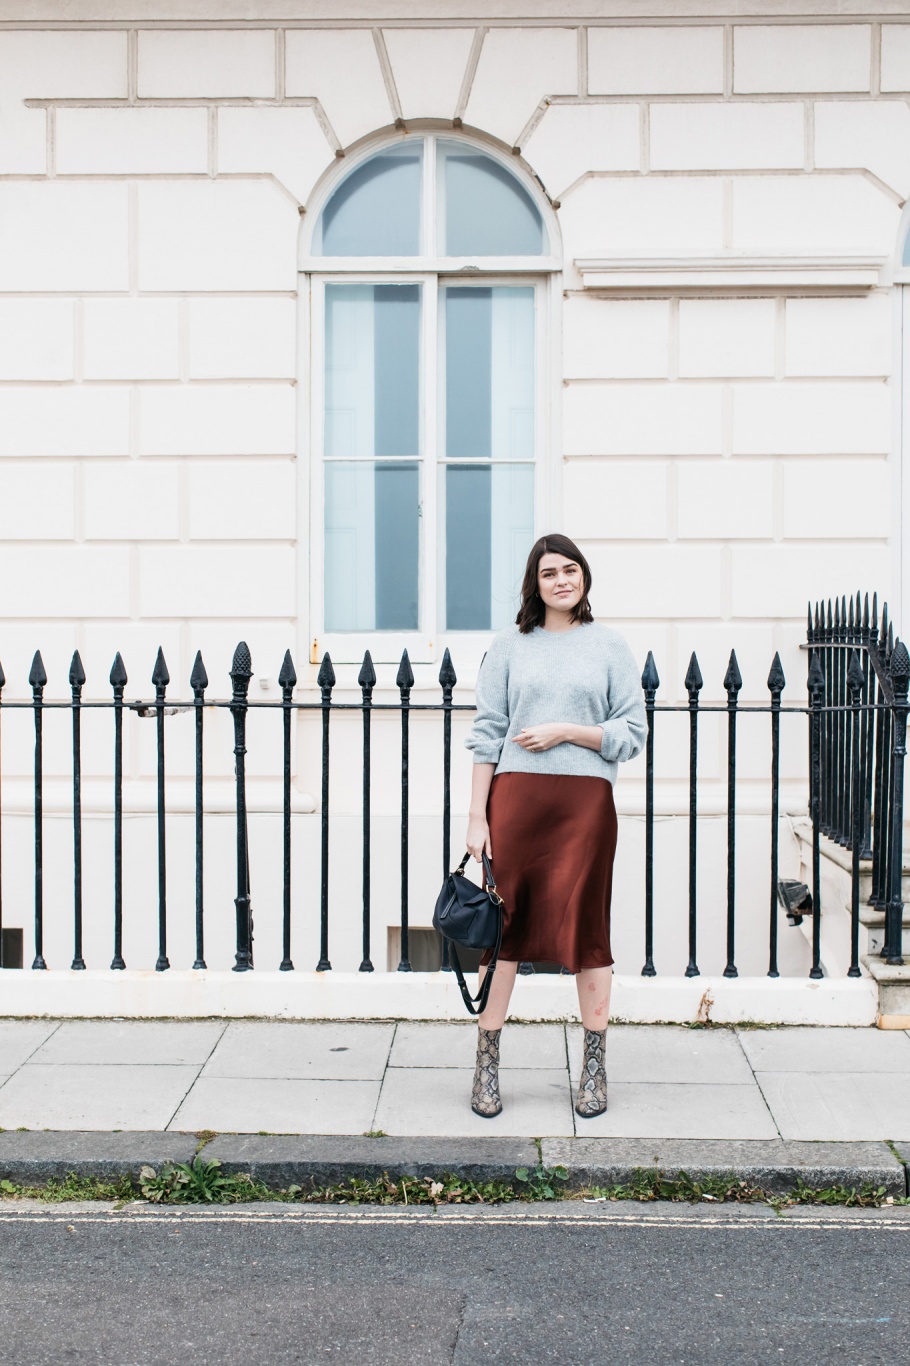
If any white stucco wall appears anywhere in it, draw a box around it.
[0,4,904,989]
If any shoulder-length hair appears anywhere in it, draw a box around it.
[515,534,594,634]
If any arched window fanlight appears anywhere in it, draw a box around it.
[312,136,548,257]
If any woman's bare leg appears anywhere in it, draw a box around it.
[477,960,518,1031]
[575,966,612,1030]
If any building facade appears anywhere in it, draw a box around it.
[0,2,908,1003]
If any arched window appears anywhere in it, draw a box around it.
[302,134,559,662]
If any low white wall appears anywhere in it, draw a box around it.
[0,968,878,1027]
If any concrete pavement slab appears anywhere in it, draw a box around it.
[0,1130,197,1183]
[0,1021,59,1071]
[373,1067,575,1137]
[539,1138,907,1196]
[28,1021,226,1067]
[570,1082,779,1140]
[169,1077,382,1135]
[389,1022,567,1070]
[0,1064,200,1131]
[737,1026,910,1074]
[756,1071,910,1141]
[568,1024,754,1085]
[200,1021,395,1080]
[204,1135,539,1186]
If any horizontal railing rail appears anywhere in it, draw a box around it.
[0,599,906,981]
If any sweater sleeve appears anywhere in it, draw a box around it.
[598,634,647,765]
[464,631,513,765]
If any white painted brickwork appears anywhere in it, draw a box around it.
[587,26,724,95]
[0,10,903,992]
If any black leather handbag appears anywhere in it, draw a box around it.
[433,851,504,1016]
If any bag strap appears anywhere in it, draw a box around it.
[447,899,504,1018]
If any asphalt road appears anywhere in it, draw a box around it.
[0,1202,908,1365]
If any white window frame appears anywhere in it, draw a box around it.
[301,131,561,666]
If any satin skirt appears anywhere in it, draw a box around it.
[482,772,618,974]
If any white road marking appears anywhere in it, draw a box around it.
[0,1207,908,1232]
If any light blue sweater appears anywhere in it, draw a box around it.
[465,622,647,785]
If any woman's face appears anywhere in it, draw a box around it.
[537,553,584,614]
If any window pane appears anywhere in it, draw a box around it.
[443,463,534,630]
[325,461,420,631]
[439,141,544,256]
[325,284,420,458]
[445,286,534,460]
[318,145,423,256]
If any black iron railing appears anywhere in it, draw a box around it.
[0,604,906,980]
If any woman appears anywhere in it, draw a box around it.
[464,533,646,1119]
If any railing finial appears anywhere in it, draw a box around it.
[191,650,209,693]
[723,649,742,696]
[396,649,415,692]
[109,652,127,689]
[29,650,47,690]
[357,650,376,691]
[69,650,85,688]
[438,647,457,691]
[684,651,703,696]
[152,646,170,689]
[278,649,297,691]
[767,651,786,694]
[641,650,660,693]
[317,651,336,692]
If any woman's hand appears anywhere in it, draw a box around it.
[511,723,567,753]
[466,813,492,863]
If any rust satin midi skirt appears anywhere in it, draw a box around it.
[482,772,618,974]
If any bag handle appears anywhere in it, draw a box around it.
[448,849,503,1016]
[455,850,501,903]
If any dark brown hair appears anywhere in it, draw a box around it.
[515,533,594,634]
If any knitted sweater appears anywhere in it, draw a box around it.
[465,622,647,785]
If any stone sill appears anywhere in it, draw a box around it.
[576,256,886,294]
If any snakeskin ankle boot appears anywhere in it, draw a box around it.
[575,1027,608,1117]
[471,1027,503,1118]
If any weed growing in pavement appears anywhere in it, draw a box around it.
[514,1164,570,1200]
[580,1169,908,1209]
[139,1158,267,1204]
[0,1160,906,1208]
[0,1173,133,1203]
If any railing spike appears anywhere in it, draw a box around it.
[152,646,170,688]
[438,647,457,690]
[0,657,5,690]
[317,651,335,690]
[881,602,889,650]
[641,650,660,693]
[848,595,854,631]
[834,597,840,628]
[278,648,297,690]
[109,652,127,688]
[684,651,703,694]
[396,649,415,691]
[888,622,895,662]
[863,592,870,634]
[28,650,47,689]
[68,650,85,688]
[807,649,825,691]
[871,591,878,634]
[723,649,742,695]
[767,651,786,693]
[827,598,833,630]
[190,650,209,692]
[847,649,865,692]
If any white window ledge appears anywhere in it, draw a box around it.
[575,257,887,293]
